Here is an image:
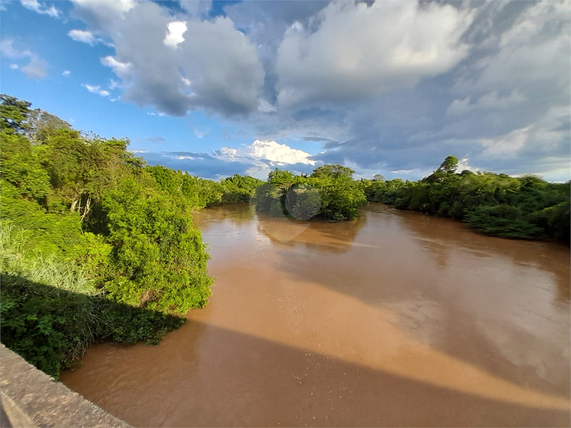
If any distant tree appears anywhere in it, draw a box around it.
[436,156,459,174]
[311,164,355,180]
[25,109,72,143]
[1,94,31,135]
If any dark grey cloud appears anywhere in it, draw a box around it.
[302,136,336,143]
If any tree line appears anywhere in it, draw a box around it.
[255,156,569,244]
[362,156,570,242]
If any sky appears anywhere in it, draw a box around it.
[1,0,570,181]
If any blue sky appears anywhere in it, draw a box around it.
[1,0,570,181]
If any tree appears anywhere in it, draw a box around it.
[257,164,366,221]
[436,156,459,174]
[25,109,72,143]
[311,164,355,180]
[1,94,31,135]
[102,177,213,313]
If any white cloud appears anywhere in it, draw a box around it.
[63,70,71,76]
[71,0,135,29]
[82,84,110,97]
[20,0,59,18]
[219,140,315,166]
[193,128,206,138]
[101,56,132,79]
[1,39,48,79]
[275,0,474,107]
[21,57,48,79]
[164,21,187,47]
[9,64,18,70]
[68,29,97,45]
[479,127,530,157]
[211,140,317,179]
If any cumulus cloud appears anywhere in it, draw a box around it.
[9,64,18,70]
[275,0,473,107]
[0,39,48,79]
[213,140,317,179]
[139,140,318,180]
[164,21,187,47]
[63,70,71,76]
[20,0,59,18]
[289,1,570,180]
[218,140,315,166]
[71,0,264,116]
[59,0,570,181]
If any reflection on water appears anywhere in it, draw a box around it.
[61,204,571,427]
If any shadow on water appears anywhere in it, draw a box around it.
[0,273,185,378]
[256,213,368,254]
[61,321,570,428]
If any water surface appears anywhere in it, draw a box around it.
[61,204,571,426]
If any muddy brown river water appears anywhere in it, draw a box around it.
[60,204,571,427]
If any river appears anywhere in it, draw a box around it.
[60,203,571,427]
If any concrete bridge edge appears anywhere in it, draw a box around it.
[0,343,131,428]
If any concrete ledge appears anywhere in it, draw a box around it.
[0,344,130,428]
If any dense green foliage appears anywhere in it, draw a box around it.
[1,223,184,376]
[363,161,570,242]
[256,164,367,221]
[255,158,569,240]
[148,165,263,207]
[0,94,262,377]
